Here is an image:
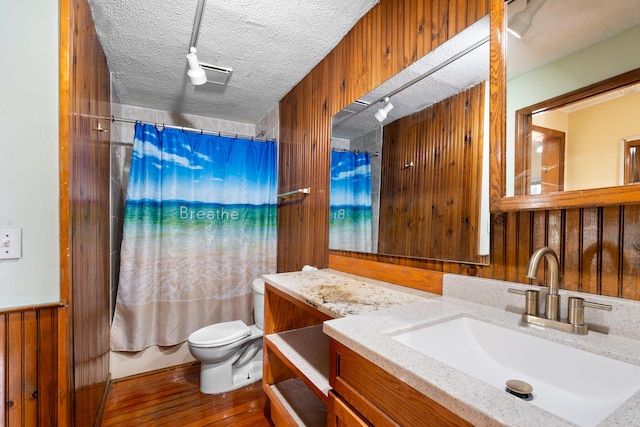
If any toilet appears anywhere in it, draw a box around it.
[188,278,265,394]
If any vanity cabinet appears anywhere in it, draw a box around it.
[329,339,473,427]
[262,273,464,426]
[263,283,333,426]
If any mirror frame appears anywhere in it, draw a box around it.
[490,2,640,212]
[488,0,507,212]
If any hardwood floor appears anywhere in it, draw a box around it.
[102,363,273,426]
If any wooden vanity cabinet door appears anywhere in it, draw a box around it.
[328,391,371,427]
[329,339,473,427]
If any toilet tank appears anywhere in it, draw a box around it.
[252,278,265,330]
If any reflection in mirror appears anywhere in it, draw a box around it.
[514,72,640,196]
[505,0,640,198]
[330,15,490,264]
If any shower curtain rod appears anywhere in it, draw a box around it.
[110,115,276,142]
[332,147,379,157]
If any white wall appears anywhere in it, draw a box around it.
[0,2,60,308]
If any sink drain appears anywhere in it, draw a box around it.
[505,379,533,401]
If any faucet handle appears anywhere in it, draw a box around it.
[568,297,612,327]
[508,288,539,316]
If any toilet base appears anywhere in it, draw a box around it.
[199,349,263,394]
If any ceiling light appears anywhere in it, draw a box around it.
[375,97,394,122]
[186,47,207,85]
[507,0,547,39]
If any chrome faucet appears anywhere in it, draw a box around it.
[508,246,612,335]
[526,246,560,321]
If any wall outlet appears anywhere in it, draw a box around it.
[0,228,22,260]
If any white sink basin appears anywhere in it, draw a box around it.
[392,316,640,426]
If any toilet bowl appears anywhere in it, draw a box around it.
[188,278,265,394]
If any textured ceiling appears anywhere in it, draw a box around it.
[87,0,639,127]
[87,0,379,124]
[506,0,640,78]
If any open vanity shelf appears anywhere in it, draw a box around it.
[264,325,329,426]
[262,282,334,426]
[265,325,330,396]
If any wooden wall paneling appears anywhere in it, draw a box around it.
[23,311,38,427]
[441,94,454,258]
[351,25,363,103]
[430,0,445,49]
[527,210,547,286]
[62,0,112,424]
[7,313,23,425]
[37,308,58,426]
[417,0,432,59]
[407,116,419,257]
[377,84,484,261]
[387,0,402,77]
[366,6,381,90]
[512,211,529,283]
[601,206,621,297]
[403,0,417,67]
[413,113,428,256]
[343,30,356,104]
[361,10,374,92]
[454,88,466,257]
[414,112,430,257]
[563,209,581,292]
[447,0,460,39]
[546,210,563,271]
[424,109,438,259]
[581,208,600,295]
[1,307,60,426]
[622,205,640,300]
[489,213,506,281]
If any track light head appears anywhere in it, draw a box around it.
[186,47,207,85]
[374,97,394,123]
[507,0,547,38]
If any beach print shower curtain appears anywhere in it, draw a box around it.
[329,150,372,252]
[111,123,277,351]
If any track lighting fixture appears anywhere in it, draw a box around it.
[507,0,547,39]
[374,97,394,123]
[186,47,207,86]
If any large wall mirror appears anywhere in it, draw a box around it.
[330,15,491,264]
[499,0,640,211]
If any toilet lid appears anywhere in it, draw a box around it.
[188,320,251,347]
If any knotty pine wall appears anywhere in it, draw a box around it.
[378,82,485,262]
[278,0,640,301]
[1,0,112,425]
[1,305,61,426]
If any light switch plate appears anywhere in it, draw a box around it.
[0,228,22,260]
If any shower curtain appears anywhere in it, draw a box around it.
[329,150,372,252]
[111,123,277,351]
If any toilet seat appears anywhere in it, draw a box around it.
[188,320,251,347]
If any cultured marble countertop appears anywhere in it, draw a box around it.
[262,269,640,426]
[262,269,435,318]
